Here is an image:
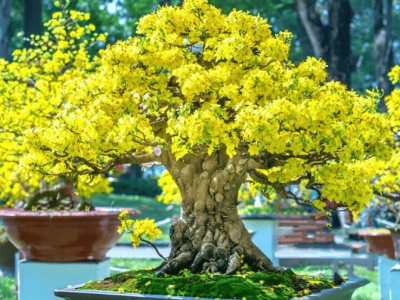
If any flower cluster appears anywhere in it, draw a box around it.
[157,170,182,204]
[373,65,400,216]
[0,2,110,207]
[118,210,162,249]
[22,0,391,216]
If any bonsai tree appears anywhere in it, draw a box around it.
[0,3,111,210]
[23,0,391,275]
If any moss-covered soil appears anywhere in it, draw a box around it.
[82,266,340,300]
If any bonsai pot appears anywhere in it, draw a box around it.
[351,243,363,254]
[0,207,139,261]
[376,218,400,259]
[358,228,395,260]
[54,276,369,300]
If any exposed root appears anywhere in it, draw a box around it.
[155,215,283,277]
[226,252,241,275]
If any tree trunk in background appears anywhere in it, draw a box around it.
[120,164,143,179]
[296,13,315,58]
[0,0,12,60]
[374,0,393,113]
[24,0,42,48]
[296,0,354,87]
[159,0,171,6]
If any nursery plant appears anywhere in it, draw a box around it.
[373,65,400,221]
[0,2,111,211]
[23,0,391,277]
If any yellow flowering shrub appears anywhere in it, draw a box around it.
[23,0,391,216]
[118,210,162,249]
[0,3,111,207]
[374,65,400,215]
[157,170,182,204]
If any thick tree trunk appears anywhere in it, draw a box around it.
[296,0,354,87]
[24,0,42,48]
[0,0,12,60]
[327,0,353,86]
[296,13,315,58]
[155,153,277,276]
[374,0,393,112]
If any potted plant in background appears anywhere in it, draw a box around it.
[21,0,389,297]
[0,4,140,262]
[365,65,400,259]
[0,6,141,300]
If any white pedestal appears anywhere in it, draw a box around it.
[390,264,400,300]
[378,256,398,300]
[17,258,110,300]
[242,218,279,266]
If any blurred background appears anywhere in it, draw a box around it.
[2,1,400,299]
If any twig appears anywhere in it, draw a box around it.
[140,237,167,260]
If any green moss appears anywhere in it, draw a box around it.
[82,268,337,300]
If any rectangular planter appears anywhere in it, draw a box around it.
[54,276,369,300]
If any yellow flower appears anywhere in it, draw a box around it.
[97,34,106,42]
[313,200,326,211]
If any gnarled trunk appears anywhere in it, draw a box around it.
[155,153,276,276]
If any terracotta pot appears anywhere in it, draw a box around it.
[389,229,400,259]
[358,228,395,260]
[0,207,139,262]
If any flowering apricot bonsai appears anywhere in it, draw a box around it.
[0,3,111,211]
[23,0,391,275]
[372,66,400,222]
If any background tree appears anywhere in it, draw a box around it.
[295,0,354,87]
[24,0,43,47]
[374,0,394,112]
[24,0,391,276]
[0,0,12,60]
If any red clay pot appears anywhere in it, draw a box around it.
[358,228,396,260]
[388,229,400,259]
[0,207,139,262]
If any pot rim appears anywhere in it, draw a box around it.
[0,207,140,218]
[54,276,369,300]
[358,228,392,236]
[239,213,280,220]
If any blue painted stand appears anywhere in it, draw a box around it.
[378,256,398,300]
[390,264,400,300]
[240,215,280,266]
[16,254,110,300]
